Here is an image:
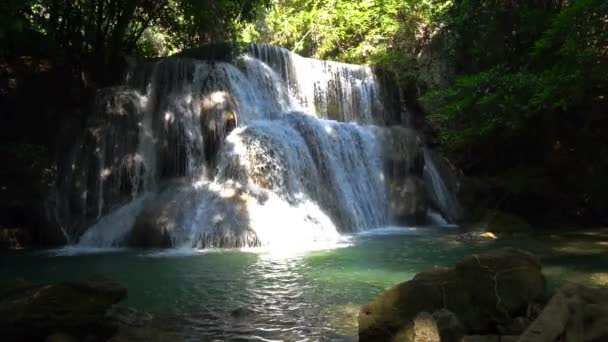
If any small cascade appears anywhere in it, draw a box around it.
[423,148,463,223]
[247,44,401,124]
[216,113,388,232]
[50,43,461,249]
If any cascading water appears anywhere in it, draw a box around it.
[50,44,459,249]
[423,148,463,223]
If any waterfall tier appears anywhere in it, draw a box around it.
[49,44,459,248]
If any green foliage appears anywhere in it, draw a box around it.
[438,0,562,73]
[422,67,542,152]
[244,0,449,65]
[423,0,608,159]
[420,0,608,221]
[160,0,270,52]
[1,0,270,62]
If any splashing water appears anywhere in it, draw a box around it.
[50,44,458,250]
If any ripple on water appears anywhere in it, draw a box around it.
[2,228,608,340]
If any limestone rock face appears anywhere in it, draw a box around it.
[0,276,127,342]
[358,248,545,341]
[391,176,429,225]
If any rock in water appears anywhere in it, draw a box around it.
[392,311,441,342]
[358,247,545,341]
[0,276,127,341]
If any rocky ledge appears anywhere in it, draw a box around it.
[359,247,608,342]
[0,276,128,342]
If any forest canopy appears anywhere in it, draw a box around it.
[1,0,607,223]
[0,0,270,62]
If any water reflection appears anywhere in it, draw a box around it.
[3,228,608,341]
[158,253,344,341]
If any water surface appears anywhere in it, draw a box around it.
[2,227,607,341]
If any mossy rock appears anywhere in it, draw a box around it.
[359,248,545,341]
[0,276,127,341]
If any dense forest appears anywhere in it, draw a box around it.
[1,0,607,245]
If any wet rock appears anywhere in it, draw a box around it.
[358,248,545,341]
[432,308,465,342]
[107,306,154,327]
[129,181,258,248]
[230,307,257,319]
[0,276,127,342]
[130,206,174,248]
[519,284,608,342]
[453,231,498,242]
[393,311,440,342]
[391,176,429,225]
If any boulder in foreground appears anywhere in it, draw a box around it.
[358,247,546,341]
[0,276,127,342]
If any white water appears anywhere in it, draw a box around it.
[51,44,458,250]
[248,44,388,123]
[423,148,463,223]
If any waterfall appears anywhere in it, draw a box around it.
[51,44,459,249]
[423,148,463,223]
[247,44,390,123]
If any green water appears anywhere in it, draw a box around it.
[2,227,607,341]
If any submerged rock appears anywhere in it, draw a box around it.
[0,276,127,342]
[358,247,545,341]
